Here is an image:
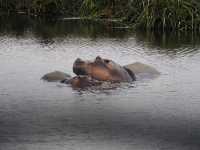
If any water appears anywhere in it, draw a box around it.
[0,15,200,150]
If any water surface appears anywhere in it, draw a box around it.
[1,15,200,150]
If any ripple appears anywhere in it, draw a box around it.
[0,18,200,150]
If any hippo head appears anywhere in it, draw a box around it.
[73,56,135,82]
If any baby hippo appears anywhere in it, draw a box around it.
[61,76,102,89]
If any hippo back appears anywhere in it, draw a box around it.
[41,71,71,82]
[124,62,160,79]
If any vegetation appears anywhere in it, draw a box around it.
[0,0,83,16]
[127,0,200,31]
[81,0,200,31]
[80,0,130,19]
[1,0,200,31]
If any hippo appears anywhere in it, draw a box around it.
[73,56,136,82]
[61,75,103,89]
[42,56,159,89]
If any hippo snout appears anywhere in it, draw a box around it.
[74,58,84,65]
[73,58,88,75]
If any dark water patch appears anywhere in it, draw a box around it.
[134,30,200,49]
[0,99,199,149]
[0,14,130,39]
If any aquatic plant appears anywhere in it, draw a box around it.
[31,0,64,15]
[81,0,200,31]
[0,0,82,16]
[80,0,128,18]
[127,0,200,31]
[1,0,200,32]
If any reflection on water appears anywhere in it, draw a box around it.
[0,14,129,39]
[1,14,200,150]
[134,31,200,57]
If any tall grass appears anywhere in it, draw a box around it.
[31,0,64,15]
[0,0,83,16]
[81,0,200,31]
[1,0,200,31]
[127,0,200,31]
[80,0,129,18]
[80,0,99,17]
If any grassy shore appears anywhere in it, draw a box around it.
[1,0,200,32]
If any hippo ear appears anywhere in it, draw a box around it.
[123,67,136,81]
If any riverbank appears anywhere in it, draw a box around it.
[1,0,200,32]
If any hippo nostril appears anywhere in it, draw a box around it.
[95,56,104,64]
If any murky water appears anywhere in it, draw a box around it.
[1,15,200,150]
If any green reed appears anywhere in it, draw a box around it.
[128,0,200,31]
[0,0,82,16]
[1,0,200,31]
